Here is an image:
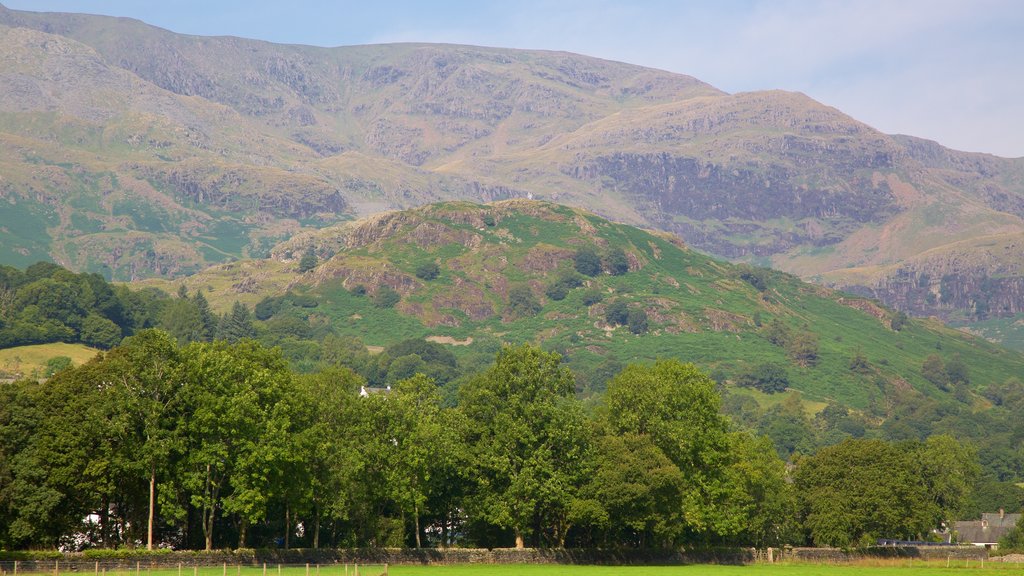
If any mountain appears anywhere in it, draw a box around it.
[2,4,1024,338]
[149,200,1024,411]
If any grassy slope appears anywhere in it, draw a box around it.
[0,343,101,379]
[157,201,1024,410]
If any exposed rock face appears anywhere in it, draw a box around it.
[580,152,899,257]
[2,3,1024,328]
[844,268,1024,321]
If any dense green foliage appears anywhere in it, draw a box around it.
[0,335,983,552]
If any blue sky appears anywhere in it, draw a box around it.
[4,0,1023,157]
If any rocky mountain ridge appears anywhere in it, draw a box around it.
[1,3,1023,337]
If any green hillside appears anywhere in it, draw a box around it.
[3,4,1024,334]
[165,200,1024,410]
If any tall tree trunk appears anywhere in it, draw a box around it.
[203,464,214,551]
[514,529,524,549]
[238,517,248,549]
[414,504,421,549]
[147,462,156,550]
[441,508,448,548]
[99,497,110,548]
[284,505,290,550]
[313,506,320,549]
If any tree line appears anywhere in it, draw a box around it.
[0,333,979,551]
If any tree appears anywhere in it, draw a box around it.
[914,435,979,530]
[586,432,683,547]
[605,300,629,326]
[999,514,1024,551]
[794,438,933,546]
[159,297,204,344]
[506,285,540,318]
[192,290,217,341]
[299,246,318,273]
[459,345,591,548]
[373,287,401,309]
[787,331,819,367]
[293,367,365,548]
[605,248,630,276]
[604,360,740,539]
[722,433,798,546]
[218,301,256,343]
[104,329,182,550]
[80,313,122,349]
[415,261,440,281]
[737,363,790,394]
[574,247,602,277]
[626,308,648,334]
[944,354,970,386]
[922,354,949,389]
[177,340,296,549]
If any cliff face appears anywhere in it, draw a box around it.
[2,5,1024,330]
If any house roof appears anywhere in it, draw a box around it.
[955,513,1021,545]
[981,512,1021,529]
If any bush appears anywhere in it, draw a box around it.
[581,288,604,306]
[298,246,318,273]
[738,265,770,292]
[80,313,122,349]
[373,287,401,308]
[288,293,319,308]
[350,284,367,296]
[605,300,629,326]
[415,261,440,281]
[45,356,72,377]
[545,281,570,301]
[507,285,541,318]
[254,296,282,320]
[605,248,630,276]
[737,363,790,394]
[574,247,602,277]
[626,308,648,334]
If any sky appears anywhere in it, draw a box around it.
[4,0,1023,158]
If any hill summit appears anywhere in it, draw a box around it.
[165,200,1024,410]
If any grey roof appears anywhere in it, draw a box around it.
[955,513,1021,545]
[981,512,1021,529]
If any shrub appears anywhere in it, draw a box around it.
[45,356,72,377]
[373,287,401,308]
[581,288,604,306]
[415,261,440,281]
[288,293,319,308]
[254,296,282,320]
[605,300,629,326]
[626,308,648,334]
[605,248,630,276]
[574,246,602,277]
[298,246,318,272]
[507,285,541,318]
[737,363,790,394]
[350,284,367,296]
[545,281,570,301]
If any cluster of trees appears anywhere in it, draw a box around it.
[574,247,629,277]
[0,334,981,551]
[0,263,149,350]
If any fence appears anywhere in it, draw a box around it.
[0,563,387,576]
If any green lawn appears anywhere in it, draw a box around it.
[15,561,1022,576]
[387,562,1021,576]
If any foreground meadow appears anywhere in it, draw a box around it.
[8,561,1023,576]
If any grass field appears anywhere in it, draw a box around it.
[5,561,1023,576]
[0,342,101,379]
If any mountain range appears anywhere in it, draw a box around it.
[2,3,1024,343]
